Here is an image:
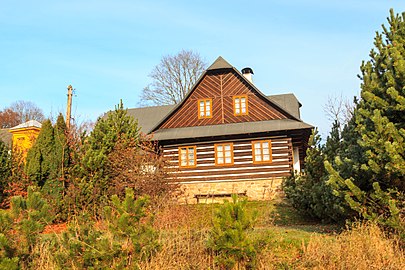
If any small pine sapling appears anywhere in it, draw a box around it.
[207,195,258,269]
[104,188,159,262]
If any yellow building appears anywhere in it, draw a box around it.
[9,120,42,158]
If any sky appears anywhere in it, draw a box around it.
[1,0,405,137]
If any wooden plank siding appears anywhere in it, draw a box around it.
[163,137,293,183]
[160,70,291,129]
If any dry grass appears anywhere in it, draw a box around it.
[30,240,59,270]
[299,222,405,270]
[140,228,214,269]
[23,202,405,269]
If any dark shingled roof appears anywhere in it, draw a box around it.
[152,119,313,141]
[0,129,12,147]
[267,94,301,120]
[126,105,175,134]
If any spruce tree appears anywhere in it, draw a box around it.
[42,114,70,220]
[0,140,11,205]
[53,113,70,180]
[25,120,55,186]
[283,127,347,222]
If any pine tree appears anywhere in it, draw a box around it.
[75,100,140,211]
[327,9,405,237]
[355,9,405,191]
[207,195,258,269]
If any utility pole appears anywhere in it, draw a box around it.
[66,85,73,130]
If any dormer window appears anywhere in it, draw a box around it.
[233,95,248,116]
[198,99,212,119]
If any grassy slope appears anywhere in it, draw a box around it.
[149,196,341,269]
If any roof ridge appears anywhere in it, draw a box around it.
[207,56,233,70]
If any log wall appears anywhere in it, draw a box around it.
[163,136,293,184]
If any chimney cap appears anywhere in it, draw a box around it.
[242,67,254,75]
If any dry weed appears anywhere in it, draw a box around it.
[299,222,405,270]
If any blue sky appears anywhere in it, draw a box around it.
[1,1,404,137]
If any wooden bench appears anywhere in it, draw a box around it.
[194,192,247,203]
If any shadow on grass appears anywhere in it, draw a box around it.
[271,201,342,234]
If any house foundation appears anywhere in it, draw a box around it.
[177,178,283,204]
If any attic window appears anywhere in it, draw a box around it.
[233,95,248,116]
[198,99,212,119]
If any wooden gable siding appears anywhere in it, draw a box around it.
[163,136,293,183]
[160,70,290,129]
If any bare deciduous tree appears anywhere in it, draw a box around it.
[0,100,45,128]
[10,100,45,123]
[323,93,355,128]
[140,50,207,106]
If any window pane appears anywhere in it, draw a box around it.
[254,142,261,149]
[218,157,224,164]
[225,151,231,157]
[206,111,211,117]
[255,155,262,162]
[255,148,261,155]
[263,154,270,161]
[225,157,231,163]
[217,151,223,158]
[241,107,246,113]
[181,158,187,166]
[189,158,195,165]
[225,145,231,151]
[263,148,269,155]
[263,142,269,149]
[217,145,223,152]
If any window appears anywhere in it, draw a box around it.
[233,95,248,116]
[179,146,197,167]
[198,99,212,119]
[215,143,234,165]
[252,140,272,163]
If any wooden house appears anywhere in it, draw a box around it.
[128,56,313,202]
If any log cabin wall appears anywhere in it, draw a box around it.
[160,70,291,129]
[163,136,293,183]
